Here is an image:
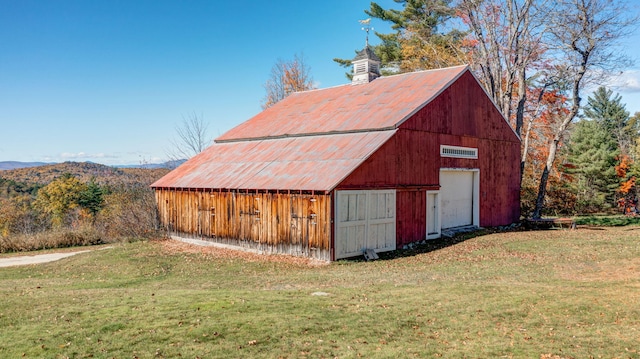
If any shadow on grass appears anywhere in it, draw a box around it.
[372,227,500,261]
[366,216,640,262]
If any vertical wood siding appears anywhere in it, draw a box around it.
[395,189,427,247]
[155,189,332,260]
[339,70,521,246]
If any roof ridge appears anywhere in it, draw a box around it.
[268,65,470,98]
[377,64,469,80]
[215,127,397,144]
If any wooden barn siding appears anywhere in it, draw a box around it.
[154,189,332,260]
[395,190,427,247]
[482,138,521,225]
[339,71,520,244]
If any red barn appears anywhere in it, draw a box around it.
[152,52,520,261]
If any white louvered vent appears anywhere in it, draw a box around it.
[440,145,478,159]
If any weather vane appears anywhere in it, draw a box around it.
[358,18,373,46]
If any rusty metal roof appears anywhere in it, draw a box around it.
[151,130,396,191]
[216,65,469,142]
[153,66,471,191]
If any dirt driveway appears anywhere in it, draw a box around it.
[0,249,102,268]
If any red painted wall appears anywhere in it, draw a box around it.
[338,70,520,245]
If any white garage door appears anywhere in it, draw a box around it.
[335,190,396,259]
[440,170,476,229]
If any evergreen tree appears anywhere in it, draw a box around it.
[334,0,464,77]
[632,112,640,161]
[368,0,464,71]
[565,120,619,212]
[583,87,635,155]
[79,178,105,218]
[579,87,640,213]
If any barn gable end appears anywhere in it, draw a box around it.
[337,69,520,247]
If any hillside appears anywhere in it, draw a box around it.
[0,161,170,187]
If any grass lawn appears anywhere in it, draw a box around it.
[575,215,640,227]
[1,226,639,358]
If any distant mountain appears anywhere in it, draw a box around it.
[116,159,186,169]
[0,161,170,187]
[0,161,53,171]
[1,159,185,171]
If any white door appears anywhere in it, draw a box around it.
[426,191,440,239]
[440,170,478,229]
[335,190,396,259]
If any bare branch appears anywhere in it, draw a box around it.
[165,112,212,165]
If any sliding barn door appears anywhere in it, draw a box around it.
[335,190,396,259]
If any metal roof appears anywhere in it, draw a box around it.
[151,130,396,192]
[216,65,468,142]
[153,66,471,191]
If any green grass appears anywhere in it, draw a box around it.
[575,214,640,227]
[1,227,640,358]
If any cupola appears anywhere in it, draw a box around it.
[351,46,381,85]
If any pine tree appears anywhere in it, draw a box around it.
[580,88,640,212]
[334,0,464,77]
[368,0,464,71]
[565,120,619,212]
[583,87,634,155]
[79,179,105,218]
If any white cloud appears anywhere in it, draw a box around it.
[601,70,640,93]
[30,150,168,166]
[35,152,124,165]
[59,152,118,160]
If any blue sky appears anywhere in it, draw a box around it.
[1,0,640,166]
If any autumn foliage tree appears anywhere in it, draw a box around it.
[529,0,636,218]
[262,53,315,109]
[457,0,542,139]
[615,154,637,214]
[33,173,88,228]
[520,88,576,215]
[0,195,42,237]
